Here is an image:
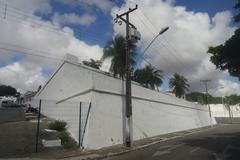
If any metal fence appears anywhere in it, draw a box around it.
[29,99,91,152]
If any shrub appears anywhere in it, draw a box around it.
[48,120,67,131]
[58,132,69,145]
[57,131,77,149]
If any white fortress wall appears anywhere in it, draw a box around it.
[35,62,214,149]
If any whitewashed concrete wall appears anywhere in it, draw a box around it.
[37,63,93,102]
[86,89,212,149]
[84,67,212,149]
[210,104,240,118]
[36,61,214,149]
[41,100,80,141]
[230,105,240,117]
[210,104,230,118]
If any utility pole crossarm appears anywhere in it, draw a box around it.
[115,5,138,29]
[200,80,211,83]
[116,5,138,17]
[116,16,137,29]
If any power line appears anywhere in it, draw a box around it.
[0,0,45,15]
[1,2,107,36]
[135,32,176,74]
[129,2,196,75]
[136,10,191,73]
[136,39,174,80]
[133,12,187,74]
[0,2,173,84]
[0,2,111,42]
[112,3,182,79]
[136,9,198,77]
[135,27,169,69]
[0,46,63,62]
[131,13,179,80]
[0,12,104,42]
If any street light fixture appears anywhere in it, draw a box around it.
[135,27,169,68]
[159,27,169,35]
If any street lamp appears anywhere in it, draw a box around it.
[135,27,169,68]
[159,27,169,35]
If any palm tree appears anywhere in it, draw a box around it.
[102,35,136,78]
[83,58,102,69]
[169,73,190,98]
[134,65,163,90]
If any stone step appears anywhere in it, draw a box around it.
[42,139,62,147]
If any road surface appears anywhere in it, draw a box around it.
[106,124,240,160]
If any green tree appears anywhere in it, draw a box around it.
[169,73,190,98]
[0,85,17,97]
[186,92,206,104]
[134,65,163,90]
[102,35,136,78]
[208,1,240,79]
[83,58,102,69]
[225,94,240,105]
[234,0,240,23]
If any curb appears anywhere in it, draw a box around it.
[61,125,218,160]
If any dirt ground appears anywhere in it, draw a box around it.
[0,108,40,158]
[0,121,39,158]
[0,107,79,158]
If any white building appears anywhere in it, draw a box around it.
[34,60,213,149]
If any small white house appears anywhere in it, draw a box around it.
[35,59,213,149]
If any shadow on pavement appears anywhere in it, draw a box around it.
[182,130,240,160]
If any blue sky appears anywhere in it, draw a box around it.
[37,0,118,47]
[175,0,237,17]
[36,0,238,47]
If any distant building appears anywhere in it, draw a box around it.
[24,91,37,102]
[17,91,37,105]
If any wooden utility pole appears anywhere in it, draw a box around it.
[115,5,138,147]
[200,80,212,124]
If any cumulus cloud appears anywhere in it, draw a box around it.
[215,79,240,96]
[111,0,239,96]
[0,0,103,92]
[5,0,52,14]
[0,62,45,92]
[58,0,114,12]
[53,13,96,26]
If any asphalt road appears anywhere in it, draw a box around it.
[106,124,240,160]
[0,107,25,124]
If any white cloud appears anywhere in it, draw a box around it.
[215,79,240,96]
[6,0,52,14]
[58,0,114,12]
[0,0,103,92]
[0,62,45,92]
[53,13,96,26]
[111,0,239,96]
